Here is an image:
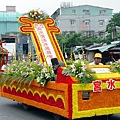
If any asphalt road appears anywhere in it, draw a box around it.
[0,96,120,120]
[0,97,53,120]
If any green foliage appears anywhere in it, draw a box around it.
[56,32,110,54]
[65,33,82,48]
[56,34,65,51]
[82,37,105,45]
[110,60,120,73]
[36,65,54,87]
[106,12,120,32]
[104,34,112,44]
[66,60,74,65]
[62,60,96,84]
[0,60,54,88]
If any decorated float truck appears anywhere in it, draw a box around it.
[1,11,120,120]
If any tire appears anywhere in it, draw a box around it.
[52,114,68,120]
[22,103,29,110]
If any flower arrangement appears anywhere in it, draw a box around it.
[36,65,55,87]
[0,60,54,88]
[62,60,96,84]
[110,59,120,73]
[28,10,49,22]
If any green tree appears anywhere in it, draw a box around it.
[56,32,107,52]
[82,36,103,46]
[65,33,82,48]
[106,12,120,32]
[56,34,66,52]
[106,12,120,41]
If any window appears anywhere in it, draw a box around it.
[82,31,94,37]
[99,32,104,38]
[84,20,90,26]
[99,20,104,26]
[70,31,75,34]
[72,9,76,14]
[70,20,76,26]
[99,10,106,15]
[62,31,69,35]
[83,10,90,15]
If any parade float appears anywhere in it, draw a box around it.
[1,10,120,120]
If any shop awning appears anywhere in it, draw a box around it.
[85,41,120,52]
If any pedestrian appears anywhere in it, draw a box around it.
[89,53,103,65]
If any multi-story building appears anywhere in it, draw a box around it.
[0,6,21,62]
[0,6,35,61]
[51,4,113,37]
[0,6,21,35]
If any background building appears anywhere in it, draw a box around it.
[51,3,113,37]
[0,6,35,62]
[0,6,21,62]
[0,5,113,62]
[0,6,21,34]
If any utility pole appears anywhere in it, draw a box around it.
[112,26,120,41]
[112,26,117,41]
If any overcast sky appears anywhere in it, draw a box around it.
[0,0,120,15]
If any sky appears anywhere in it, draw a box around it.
[0,0,120,15]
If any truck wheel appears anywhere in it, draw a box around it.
[52,114,68,120]
[22,103,29,110]
[53,114,62,120]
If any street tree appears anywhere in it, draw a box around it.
[106,12,120,41]
[106,12,120,33]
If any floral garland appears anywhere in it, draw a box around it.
[28,10,49,22]
[110,60,120,73]
[62,60,96,84]
[0,60,54,88]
